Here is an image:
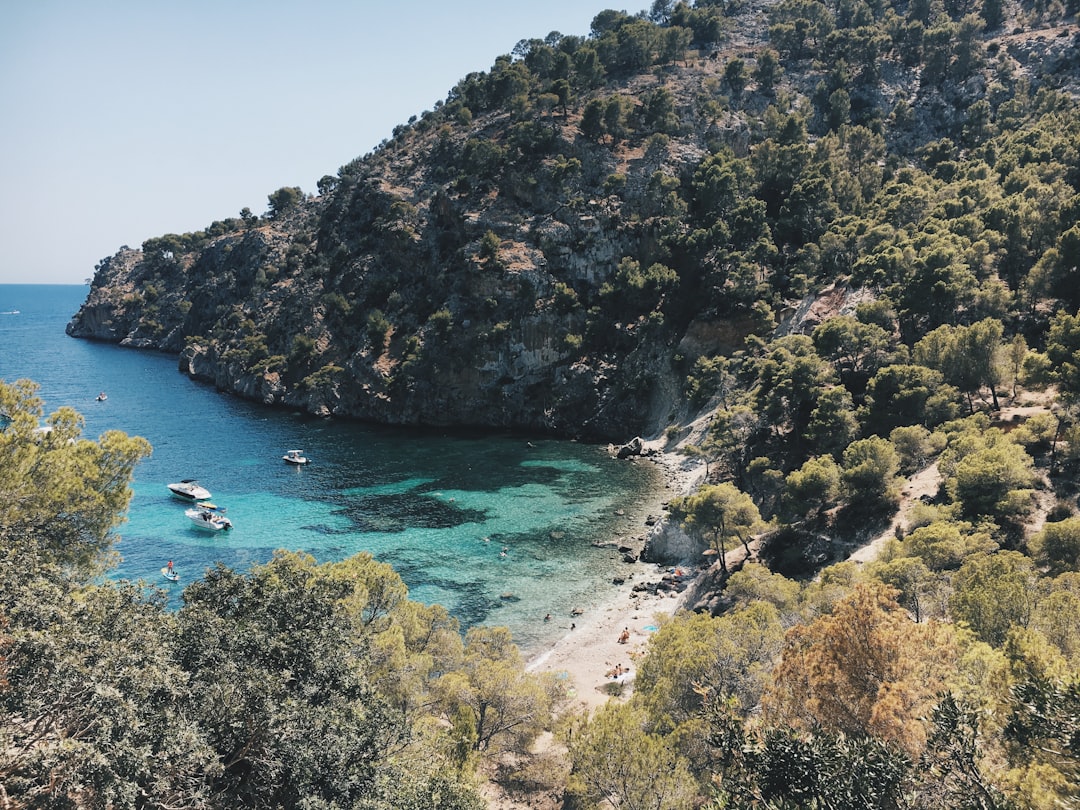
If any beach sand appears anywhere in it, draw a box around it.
[525,445,702,713]
[526,571,690,712]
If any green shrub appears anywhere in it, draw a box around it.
[367,309,391,354]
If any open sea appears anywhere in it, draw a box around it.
[0,284,663,653]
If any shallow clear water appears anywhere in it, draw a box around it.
[0,284,661,652]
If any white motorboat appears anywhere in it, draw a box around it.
[168,480,211,501]
[185,507,232,531]
[283,449,309,465]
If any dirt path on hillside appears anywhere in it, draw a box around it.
[847,394,1057,566]
[847,462,942,565]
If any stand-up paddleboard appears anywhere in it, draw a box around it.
[161,566,179,582]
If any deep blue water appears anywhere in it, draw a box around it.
[0,284,660,652]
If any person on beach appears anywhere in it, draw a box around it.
[618,627,630,644]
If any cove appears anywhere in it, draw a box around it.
[0,284,662,653]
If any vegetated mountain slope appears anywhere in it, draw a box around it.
[68,0,1080,440]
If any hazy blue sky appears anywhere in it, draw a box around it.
[0,0,622,284]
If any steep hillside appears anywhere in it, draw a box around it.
[68,0,1080,442]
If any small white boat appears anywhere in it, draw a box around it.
[283,449,309,465]
[161,566,179,582]
[168,480,211,501]
[185,507,232,531]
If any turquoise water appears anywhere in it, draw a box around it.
[0,284,660,652]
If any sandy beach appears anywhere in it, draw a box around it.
[525,445,703,713]
[526,569,690,712]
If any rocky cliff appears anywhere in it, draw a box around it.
[68,69,727,438]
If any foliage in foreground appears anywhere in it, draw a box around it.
[564,567,1080,809]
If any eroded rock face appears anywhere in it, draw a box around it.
[66,249,145,343]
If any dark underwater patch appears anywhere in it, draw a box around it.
[334,492,488,533]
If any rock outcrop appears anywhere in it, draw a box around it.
[641,516,702,566]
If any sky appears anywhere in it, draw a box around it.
[0,0,626,285]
